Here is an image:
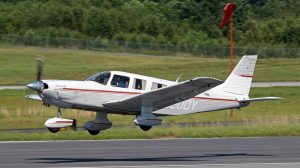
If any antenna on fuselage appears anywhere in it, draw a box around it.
[175,73,183,83]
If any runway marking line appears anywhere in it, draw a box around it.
[0,136,274,143]
[50,162,300,168]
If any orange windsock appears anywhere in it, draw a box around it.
[220,3,236,28]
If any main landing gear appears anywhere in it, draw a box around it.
[88,130,101,135]
[139,125,152,131]
[83,111,112,136]
[134,106,162,132]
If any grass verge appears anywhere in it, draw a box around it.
[0,47,299,85]
[1,123,300,141]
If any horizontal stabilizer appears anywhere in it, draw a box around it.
[241,97,283,102]
[25,94,42,101]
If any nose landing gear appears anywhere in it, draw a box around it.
[44,108,76,133]
[48,127,61,133]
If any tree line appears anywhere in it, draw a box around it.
[0,0,299,48]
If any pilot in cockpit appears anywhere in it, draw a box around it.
[111,78,117,86]
[117,77,126,88]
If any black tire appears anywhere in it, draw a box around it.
[140,125,152,131]
[48,127,60,133]
[88,130,100,135]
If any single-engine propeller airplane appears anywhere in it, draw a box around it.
[26,55,281,135]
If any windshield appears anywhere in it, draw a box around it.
[85,72,111,85]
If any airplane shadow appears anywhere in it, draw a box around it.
[30,153,274,164]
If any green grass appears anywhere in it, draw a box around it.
[0,87,299,130]
[0,46,299,140]
[1,123,300,141]
[0,47,299,86]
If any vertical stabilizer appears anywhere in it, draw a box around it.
[223,55,257,96]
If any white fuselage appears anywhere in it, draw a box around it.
[40,71,247,116]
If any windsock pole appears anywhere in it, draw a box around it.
[229,14,234,73]
[220,2,236,118]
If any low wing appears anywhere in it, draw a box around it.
[25,94,42,101]
[103,77,223,112]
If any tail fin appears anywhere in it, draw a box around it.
[223,55,257,96]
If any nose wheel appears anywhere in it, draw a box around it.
[45,108,77,134]
[48,127,61,133]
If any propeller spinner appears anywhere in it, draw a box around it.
[26,57,45,92]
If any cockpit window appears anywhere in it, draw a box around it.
[85,72,111,85]
[111,75,130,88]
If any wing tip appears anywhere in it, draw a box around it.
[25,94,42,101]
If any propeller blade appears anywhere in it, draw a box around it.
[36,57,44,81]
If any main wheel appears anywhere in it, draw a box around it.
[88,130,100,135]
[48,127,60,133]
[140,125,152,131]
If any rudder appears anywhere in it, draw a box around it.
[223,55,257,96]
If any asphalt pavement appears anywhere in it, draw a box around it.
[0,137,300,168]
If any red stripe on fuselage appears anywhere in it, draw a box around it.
[62,88,141,95]
[61,88,238,102]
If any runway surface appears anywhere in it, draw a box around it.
[1,137,300,168]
